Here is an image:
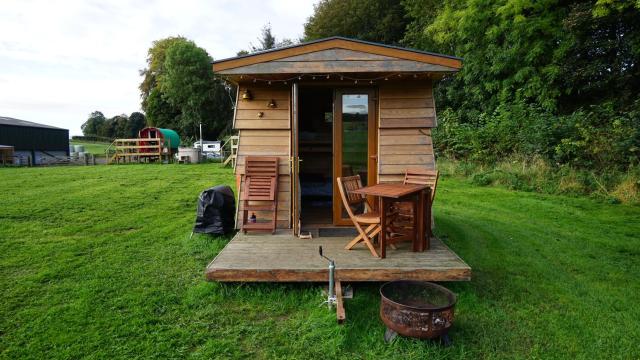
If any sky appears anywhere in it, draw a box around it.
[0,0,317,136]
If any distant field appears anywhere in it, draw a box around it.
[69,140,110,156]
[0,165,638,359]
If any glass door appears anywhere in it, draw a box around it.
[333,89,377,225]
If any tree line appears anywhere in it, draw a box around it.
[305,0,640,171]
[81,111,146,140]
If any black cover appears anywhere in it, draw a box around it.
[193,185,236,235]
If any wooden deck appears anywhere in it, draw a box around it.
[205,231,471,282]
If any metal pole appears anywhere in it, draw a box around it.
[328,260,335,302]
[199,122,203,163]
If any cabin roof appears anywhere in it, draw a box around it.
[212,36,462,76]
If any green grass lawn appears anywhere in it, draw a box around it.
[1,165,638,359]
[69,140,111,156]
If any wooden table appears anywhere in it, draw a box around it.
[352,183,432,258]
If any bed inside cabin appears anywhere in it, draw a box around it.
[298,87,334,225]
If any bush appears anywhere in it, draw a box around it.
[440,156,640,204]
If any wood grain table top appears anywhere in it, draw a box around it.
[351,183,429,198]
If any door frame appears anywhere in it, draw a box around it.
[332,88,378,226]
[291,82,301,235]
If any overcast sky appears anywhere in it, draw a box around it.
[0,0,316,135]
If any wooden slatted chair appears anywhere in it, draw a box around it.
[337,175,382,257]
[241,156,279,234]
[392,168,439,234]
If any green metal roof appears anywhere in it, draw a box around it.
[158,128,180,149]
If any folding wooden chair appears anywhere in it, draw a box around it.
[392,168,439,234]
[241,156,279,234]
[337,175,381,257]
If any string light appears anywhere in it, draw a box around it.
[231,72,427,85]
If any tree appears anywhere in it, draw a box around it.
[252,24,276,51]
[139,37,187,111]
[126,112,147,138]
[110,114,129,138]
[81,111,106,136]
[239,23,295,54]
[139,37,234,140]
[98,117,117,139]
[303,0,409,44]
[401,0,640,169]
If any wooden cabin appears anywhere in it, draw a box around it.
[207,37,470,286]
[213,37,462,234]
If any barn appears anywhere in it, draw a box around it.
[0,116,69,165]
[212,37,462,233]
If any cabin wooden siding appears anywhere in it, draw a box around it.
[234,84,291,228]
[377,80,436,183]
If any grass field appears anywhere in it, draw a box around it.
[1,164,639,359]
[69,140,111,156]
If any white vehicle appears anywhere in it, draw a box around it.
[194,140,221,158]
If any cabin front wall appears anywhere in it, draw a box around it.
[377,80,436,183]
[233,79,436,229]
[235,84,291,228]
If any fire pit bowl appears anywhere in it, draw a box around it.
[380,281,456,342]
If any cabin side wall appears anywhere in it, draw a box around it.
[235,84,291,228]
[377,80,436,183]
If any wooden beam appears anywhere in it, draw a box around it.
[335,280,345,324]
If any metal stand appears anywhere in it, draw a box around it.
[318,246,336,308]
[318,246,346,323]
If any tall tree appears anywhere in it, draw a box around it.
[303,0,409,44]
[252,24,276,51]
[139,37,186,111]
[139,37,234,140]
[238,23,295,55]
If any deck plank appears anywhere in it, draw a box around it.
[205,231,471,282]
